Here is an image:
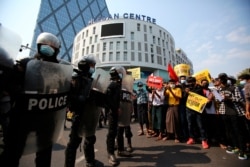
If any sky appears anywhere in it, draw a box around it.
[1,0,250,78]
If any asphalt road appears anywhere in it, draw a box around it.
[1,121,250,167]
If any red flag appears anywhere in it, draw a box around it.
[167,63,179,82]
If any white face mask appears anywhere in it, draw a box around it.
[89,67,95,74]
[240,80,246,86]
[170,84,175,88]
[180,79,186,84]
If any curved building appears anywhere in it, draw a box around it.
[30,0,110,61]
[72,13,193,81]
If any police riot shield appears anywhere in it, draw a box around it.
[77,68,110,137]
[118,75,134,127]
[16,59,72,154]
[0,24,22,68]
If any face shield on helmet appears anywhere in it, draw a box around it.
[78,54,96,74]
[109,66,126,80]
[36,32,61,57]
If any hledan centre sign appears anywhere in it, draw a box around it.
[88,13,156,25]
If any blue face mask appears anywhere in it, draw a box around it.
[89,67,95,74]
[240,80,246,86]
[40,45,55,57]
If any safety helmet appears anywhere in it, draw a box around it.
[36,32,61,57]
[78,54,96,72]
[109,66,126,80]
[137,81,143,87]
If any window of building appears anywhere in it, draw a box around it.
[151,54,154,63]
[86,30,88,37]
[82,32,84,39]
[77,35,81,42]
[144,43,148,52]
[82,48,85,55]
[116,41,120,50]
[144,24,147,32]
[138,42,141,51]
[163,32,166,39]
[159,30,162,37]
[157,56,162,65]
[109,42,113,50]
[86,46,89,54]
[145,53,148,62]
[137,23,140,31]
[124,41,127,50]
[162,40,165,47]
[102,53,106,62]
[158,38,160,45]
[83,39,85,47]
[131,32,134,40]
[91,45,94,53]
[97,43,99,52]
[150,44,154,53]
[109,52,113,61]
[153,36,155,44]
[131,41,134,50]
[116,52,120,61]
[94,35,98,43]
[138,52,142,61]
[89,37,92,44]
[164,57,166,66]
[93,27,96,34]
[149,26,152,33]
[156,46,161,54]
[131,52,135,61]
[124,52,127,61]
[144,34,147,42]
[103,42,106,51]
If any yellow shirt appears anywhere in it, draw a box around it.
[165,87,182,105]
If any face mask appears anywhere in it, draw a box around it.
[40,45,55,57]
[89,67,95,74]
[118,73,122,79]
[240,80,246,86]
[227,80,232,85]
[170,84,175,88]
[180,79,186,84]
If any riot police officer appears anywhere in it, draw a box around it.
[0,32,72,167]
[65,55,99,167]
[105,66,126,166]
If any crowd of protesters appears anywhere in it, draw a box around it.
[130,73,250,160]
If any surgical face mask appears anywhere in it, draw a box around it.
[89,67,95,74]
[118,73,122,79]
[227,80,232,85]
[180,79,186,84]
[170,84,175,88]
[240,80,246,86]
[40,45,55,57]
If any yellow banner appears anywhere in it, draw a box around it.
[174,64,190,77]
[193,69,212,84]
[127,67,141,79]
[186,92,208,113]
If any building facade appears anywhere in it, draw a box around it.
[72,13,193,81]
[30,0,110,61]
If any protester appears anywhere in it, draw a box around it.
[163,79,182,143]
[185,76,209,149]
[217,73,247,160]
[136,81,150,137]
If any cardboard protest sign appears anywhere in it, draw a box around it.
[186,92,208,113]
[127,67,141,80]
[147,75,163,89]
[174,64,191,77]
[193,69,212,84]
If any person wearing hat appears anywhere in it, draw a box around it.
[217,73,247,160]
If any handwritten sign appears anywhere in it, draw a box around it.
[127,67,141,79]
[147,76,163,89]
[186,92,208,113]
[174,64,190,77]
[193,69,212,84]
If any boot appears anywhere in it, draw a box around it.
[108,154,120,166]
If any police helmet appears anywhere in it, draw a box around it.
[78,54,96,72]
[109,66,126,80]
[137,81,143,87]
[36,32,61,57]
